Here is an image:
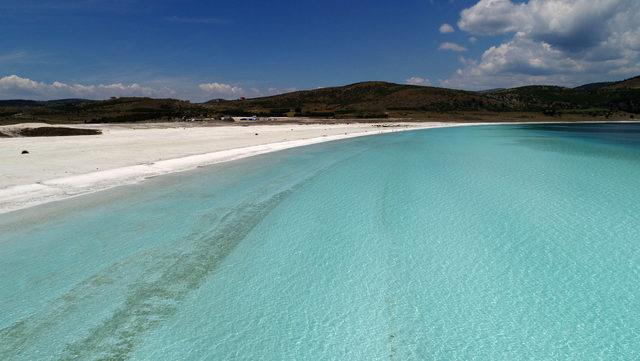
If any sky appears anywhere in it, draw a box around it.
[0,0,638,101]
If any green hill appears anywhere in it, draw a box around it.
[573,82,615,91]
[1,76,638,124]
[483,84,640,115]
[204,81,504,118]
[0,97,207,125]
[206,81,640,118]
[604,76,640,90]
[574,76,640,91]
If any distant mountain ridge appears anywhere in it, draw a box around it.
[573,82,615,91]
[0,99,96,107]
[204,78,640,118]
[603,75,640,90]
[574,76,640,91]
[1,76,638,124]
[205,81,505,117]
[0,97,204,125]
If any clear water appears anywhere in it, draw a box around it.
[2,123,640,360]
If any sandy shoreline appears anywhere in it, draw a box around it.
[0,122,453,214]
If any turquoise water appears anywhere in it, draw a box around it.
[2,123,640,360]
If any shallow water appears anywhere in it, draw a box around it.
[2,123,640,360]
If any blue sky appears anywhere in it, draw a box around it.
[0,0,638,101]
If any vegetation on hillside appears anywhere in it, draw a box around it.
[483,85,640,115]
[0,98,207,125]
[1,76,638,125]
[603,75,640,90]
[204,82,506,118]
[205,80,640,119]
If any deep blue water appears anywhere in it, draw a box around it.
[2,123,640,360]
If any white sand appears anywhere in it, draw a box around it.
[0,122,451,213]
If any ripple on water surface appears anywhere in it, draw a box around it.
[2,123,640,360]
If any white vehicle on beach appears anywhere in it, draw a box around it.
[232,115,258,121]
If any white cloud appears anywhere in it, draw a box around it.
[458,0,523,36]
[0,75,301,101]
[458,0,626,51]
[446,0,640,88]
[197,83,298,99]
[439,42,468,52]
[256,87,295,97]
[0,75,172,99]
[406,76,431,85]
[439,23,455,33]
[198,82,298,99]
[198,82,244,97]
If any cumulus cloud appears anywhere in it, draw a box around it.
[439,42,467,52]
[0,75,300,101]
[458,0,523,36]
[446,0,640,89]
[406,77,431,85]
[458,0,626,51]
[198,82,244,97]
[197,83,298,100]
[0,75,173,99]
[265,87,297,95]
[439,23,455,33]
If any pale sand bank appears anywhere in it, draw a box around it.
[0,122,450,214]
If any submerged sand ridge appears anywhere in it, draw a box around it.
[0,122,448,213]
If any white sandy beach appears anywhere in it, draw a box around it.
[0,121,451,213]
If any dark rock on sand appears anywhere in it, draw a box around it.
[18,127,102,137]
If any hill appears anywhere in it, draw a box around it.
[573,82,615,91]
[205,81,640,118]
[604,75,640,90]
[1,77,638,124]
[0,97,207,125]
[573,76,640,91]
[482,84,640,115]
[204,81,505,118]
